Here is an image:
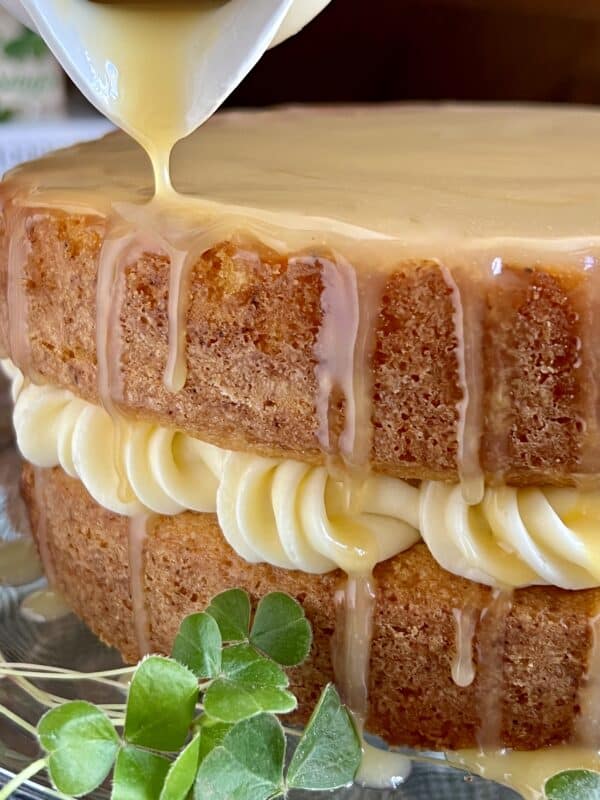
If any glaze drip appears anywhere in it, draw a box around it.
[575,611,600,745]
[451,606,477,688]
[313,251,385,728]
[313,255,358,465]
[578,260,600,477]
[313,256,384,483]
[476,588,513,748]
[96,218,136,502]
[128,513,152,656]
[162,220,243,393]
[332,573,376,723]
[483,257,511,483]
[6,207,33,380]
[440,264,485,506]
[165,246,191,393]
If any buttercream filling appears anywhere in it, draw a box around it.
[6,359,600,588]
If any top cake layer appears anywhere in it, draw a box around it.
[4,103,600,249]
[2,104,600,489]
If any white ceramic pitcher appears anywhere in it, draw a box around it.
[0,0,330,139]
[0,0,329,45]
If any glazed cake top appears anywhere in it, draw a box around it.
[4,104,600,253]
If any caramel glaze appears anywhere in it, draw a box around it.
[312,251,385,736]
[96,215,135,502]
[440,263,486,505]
[312,253,386,486]
[576,258,600,482]
[475,589,514,748]
[451,606,478,689]
[575,609,600,746]
[332,573,376,723]
[128,513,153,656]
[4,204,34,378]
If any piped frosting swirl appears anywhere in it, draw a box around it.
[420,482,600,589]
[5,362,419,574]
[6,359,600,588]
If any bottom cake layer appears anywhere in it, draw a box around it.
[22,463,600,752]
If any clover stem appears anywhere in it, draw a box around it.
[0,662,134,679]
[191,714,203,731]
[0,703,37,736]
[7,673,77,710]
[0,757,47,800]
[2,672,125,725]
[282,725,302,739]
[0,666,132,687]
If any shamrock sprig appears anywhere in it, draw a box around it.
[545,770,600,800]
[0,589,362,800]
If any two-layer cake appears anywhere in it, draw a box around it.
[2,104,600,756]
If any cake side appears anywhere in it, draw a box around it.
[0,211,586,486]
[7,105,600,771]
[22,463,598,752]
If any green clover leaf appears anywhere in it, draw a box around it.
[124,656,198,751]
[250,592,312,666]
[206,589,251,642]
[159,733,200,800]
[545,770,600,799]
[287,684,361,791]
[203,644,296,722]
[38,700,119,797]
[194,714,285,800]
[221,643,289,687]
[203,679,296,724]
[112,745,170,800]
[172,612,222,678]
[197,718,233,763]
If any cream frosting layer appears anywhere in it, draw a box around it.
[7,361,600,588]
[5,363,419,574]
[421,482,600,589]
